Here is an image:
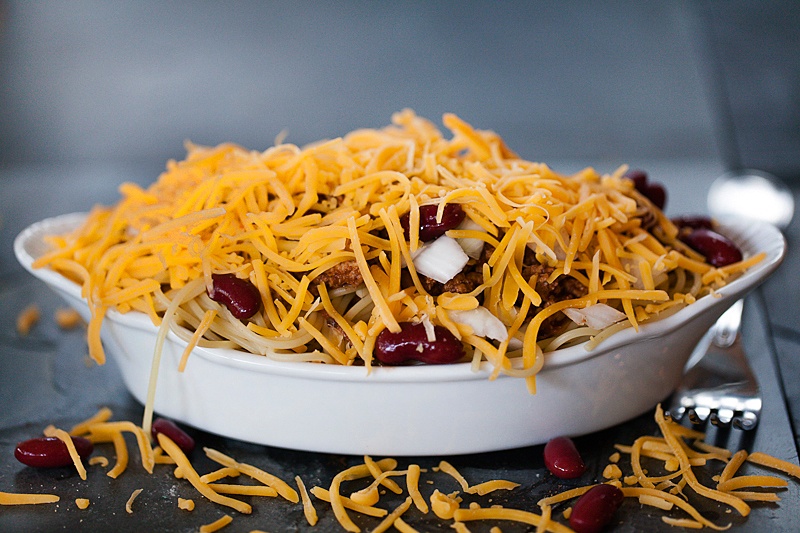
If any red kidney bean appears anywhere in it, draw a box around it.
[624,169,667,210]
[151,417,195,454]
[671,215,714,231]
[543,436,586,479]
[569,484,625,533]
[15,436,94,468]
[208,273,261,319]
[643,182,666,210]
[680,228,743,267]
[400,203,466,242]
[624,169,648,191]
[374,322,465,365]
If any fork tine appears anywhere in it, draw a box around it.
[687,407,711,425]
[732,411,759,430]
[709,408,735,427]
[666,300,761,432]
[664,406,685,422]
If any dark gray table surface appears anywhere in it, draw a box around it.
[1,162,799,532]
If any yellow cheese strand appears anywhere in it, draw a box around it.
[158,435,251,515]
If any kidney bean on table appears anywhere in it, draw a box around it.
[569,483,625,533]
[399,203,466,242]
[15,436,94,468]
[680,228,743,267]
[151,417,195,454]
[208,273,262,319]
[374,322,465,365]
[543,436,586,479]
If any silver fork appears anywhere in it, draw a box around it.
[665,299,761,430]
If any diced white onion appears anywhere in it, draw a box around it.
[449,307,508,342]
[420,315,436,342]
[563,304,627,330]
[455,218,486,259]
[412,236,469,284]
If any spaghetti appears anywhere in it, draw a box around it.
[34,110,759,391]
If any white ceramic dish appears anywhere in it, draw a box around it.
[15,213,785,456]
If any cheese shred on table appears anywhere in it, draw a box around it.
[198,514,233,533]
[535,404,799,531]
[75,497,90,509]
[33,111,759,394]
[16,304,40,336]
[43,425,88,480]
[4,405,800,531]
[125,488,143,514]
[0,491,60,506]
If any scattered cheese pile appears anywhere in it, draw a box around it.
[33,110,762,392]
[3,407,799,531]
[538,405,800,531]
[14,305,81,336]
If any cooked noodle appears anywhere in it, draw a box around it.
[34,110,760,389]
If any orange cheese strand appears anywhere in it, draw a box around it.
[158,435,251,515]
[654,405,750,517]
[0,491,60,506]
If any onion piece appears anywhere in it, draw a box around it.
[563,304,627,330]
[455,218,486,259]
[412,236,469,284]
[449,307,508,342]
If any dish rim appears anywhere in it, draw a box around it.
[14,212,786,383]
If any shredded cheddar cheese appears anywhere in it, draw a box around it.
[392,516,420,533]
[203,447,298,504]
[85,421,154,476]
[309,486,389,518]
[371,496,413,533]
[453,507,573,533]
[198,514,233,533]
[158,435,252,515]
[33,111,759,404]
[6,405,800,531]
[296,475,319,526]
[16,304,40,336]
[206,484,278,497]
[88,456,109,467]
[435,461,519,496]
[55,307,83,329]
[200,467,241,484]
[406,464,429,514]
[42,426,88,480]
[747,452,800,480]
[537,404,800,532]
[430,489,461,520]
[70,407,113,435]
[125,488,143,513]
[0,491,59,506]
[178,497,195,511]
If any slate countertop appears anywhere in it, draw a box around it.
[1,161,798,532]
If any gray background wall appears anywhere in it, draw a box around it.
[1,1,798,177]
